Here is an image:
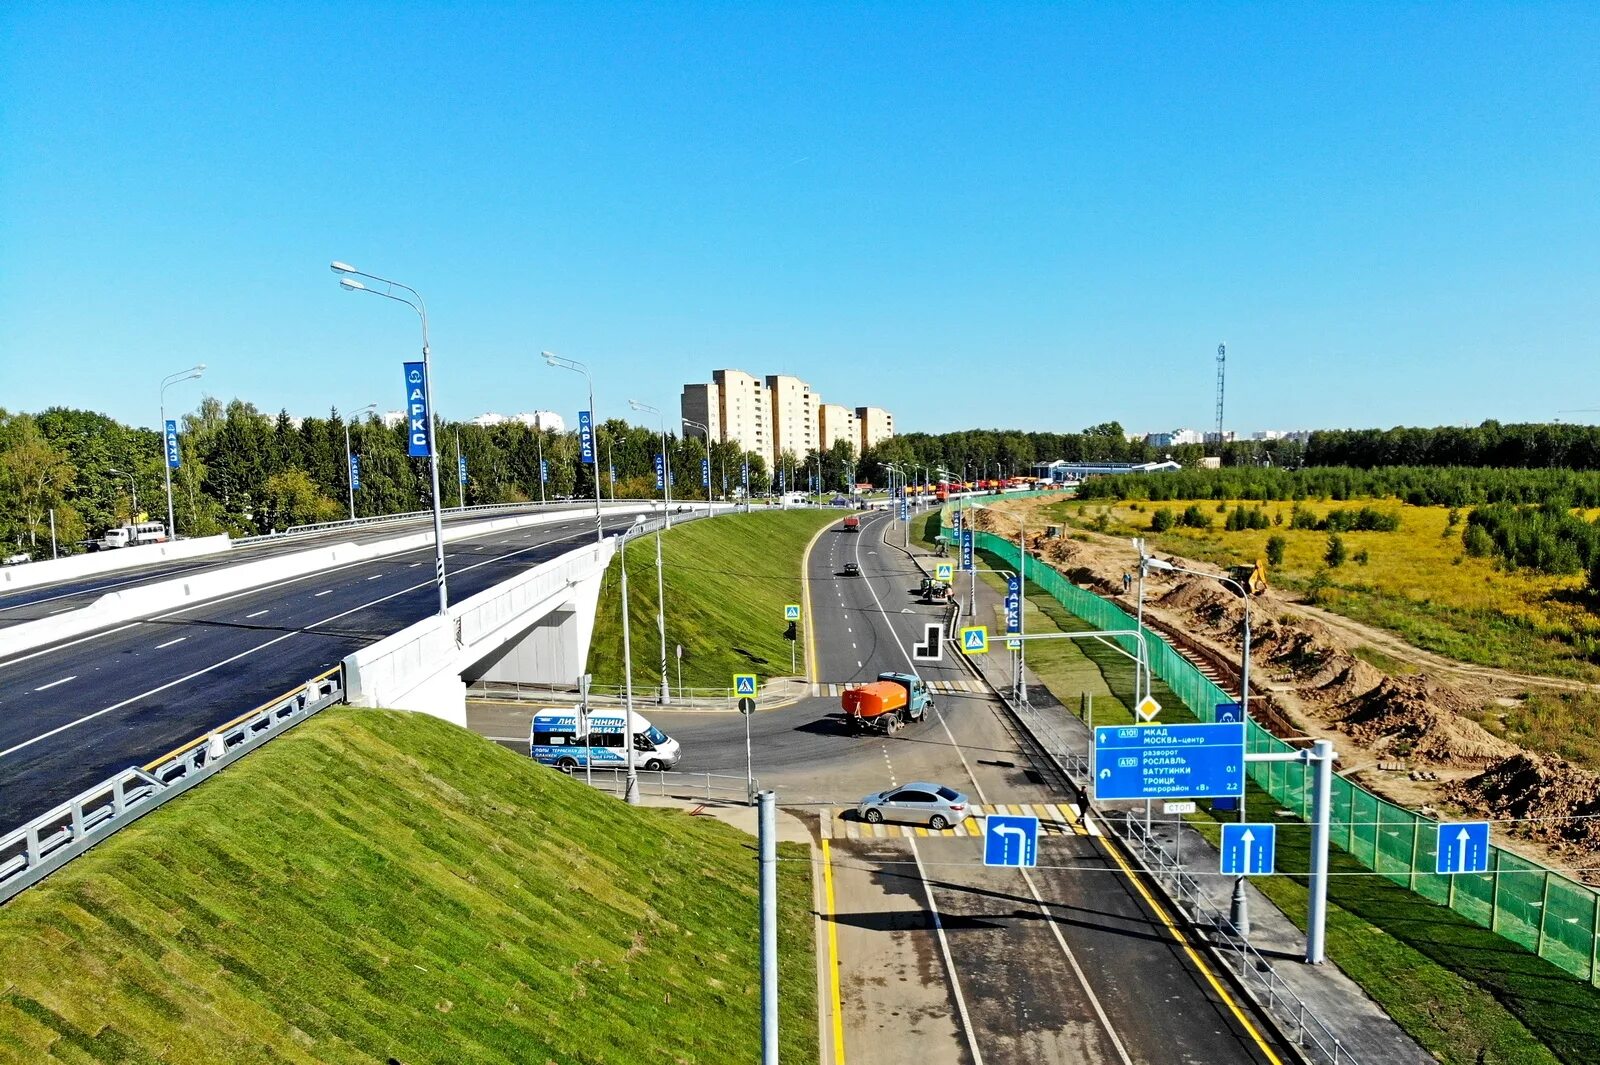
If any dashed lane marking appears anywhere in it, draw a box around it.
[33,676,77,692]
[245,610,268,619]
[155,637,187,649]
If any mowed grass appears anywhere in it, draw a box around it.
[0,708,817,1065]
[587,510,840,690]
[1045,497,1600,681]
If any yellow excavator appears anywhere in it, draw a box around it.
[1225,560,1269,597]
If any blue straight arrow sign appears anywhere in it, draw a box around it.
[1220,823,1276,875]
[1435,821,1491,875]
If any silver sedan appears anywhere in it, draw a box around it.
[856,782,972,829]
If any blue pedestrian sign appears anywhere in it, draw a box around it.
[784,604,801,621]
[1220,823,1277,875]
[403,361,432,457]
[961,529,974,571]
[959,626,989,654]
[1093,722,1246,801]
[733,673,758,696]
[164,419,181,469]
[577,410,595,463]
[349,453,361,490]
[1215,702,1243,723]
[1435,821,1491,875]
[984,814,1039,868]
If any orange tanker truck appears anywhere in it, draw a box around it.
[841,672,934,733]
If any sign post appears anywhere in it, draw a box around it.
[734,674,760,803]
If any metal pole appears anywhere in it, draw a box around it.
[588,376,602,542]
[49,509,58,559]
[160,395,175,539]
[1239,596,1253,822]
[619,526,641,804]
[537,432,546,504]
[607,439,616,503]
[422,336,449,616]
[345,421,357,521]
[758,789,779,1065]
[745,704,755,805]
[579,673,594,791]
[655,524,670,705]
[1018,524,1026,705]
[1306,739,1334,963]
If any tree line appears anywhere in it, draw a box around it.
[1075,465,1600,508]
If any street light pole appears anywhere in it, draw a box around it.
[618,516,647,804]
[631,400,673,707]
[536,430,546,504]
[106,468,138,521]
[343,402,377,522]
[454,427,465,509]
[542,351,605,544]
[683,417,714,520]
[331,262,448,617]
[630,399,673,529]
[158,365,205,539]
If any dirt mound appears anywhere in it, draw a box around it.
[1335,676,1518,767]
[1299,656,1386,708]
[1451,753,1600,851]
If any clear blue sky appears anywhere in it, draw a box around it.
[4,3,1597,437]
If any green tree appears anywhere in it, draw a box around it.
[261,468,343,529]
[1325,533,1348,568]
[1265,534,1287,568]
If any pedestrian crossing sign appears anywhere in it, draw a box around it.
[959,626,989,654]
[784,604,801,621]
[935,562,954,582]
[734,674,758,696]
[1006,638,1022,650]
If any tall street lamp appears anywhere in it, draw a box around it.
[330,261,448,617]
[106,467,138,520]
[343,403,377,522]
[682,417,714,520]
[617,515,649,804]
[158,364,205,539]
[629,399,673,706]
[629,399,673,528]
[541,351,604,543]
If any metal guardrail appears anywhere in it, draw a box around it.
[0,671,344,906]
[572,767,757,804]
[231,501,560,545]
[469,680,782,713]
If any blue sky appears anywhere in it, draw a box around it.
[3,3,1597,437]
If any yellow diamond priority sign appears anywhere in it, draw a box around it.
[1135,695,1162,722]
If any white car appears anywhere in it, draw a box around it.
[2,552,30,566]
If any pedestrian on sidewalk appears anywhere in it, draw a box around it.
[1122,571,1132,593]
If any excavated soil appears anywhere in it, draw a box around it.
[977,494,1600,883]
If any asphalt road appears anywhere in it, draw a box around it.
[0,511,644,827]
[0,502,611,626]
[484,510,1288,1065]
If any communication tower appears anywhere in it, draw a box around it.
[1214,342,1227,439]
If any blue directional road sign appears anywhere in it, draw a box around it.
[1093,722,1246,801]
[1435,821,1491,875]
[961,529,974,571]
[733,673,758,696]
[1215,702,1243,723]
[1220,823,1277,875]
[984,814,1039,868]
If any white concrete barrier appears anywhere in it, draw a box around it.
[0,536,232,592]
[0,507,653,661]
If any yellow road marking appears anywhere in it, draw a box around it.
[821,839,847,1065]
[1093,830,1284,1064]
[800,518,832,684]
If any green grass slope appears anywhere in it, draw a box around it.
[0,708,816,1065]
[587,510,839,690]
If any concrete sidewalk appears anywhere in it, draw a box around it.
[950,547,1434,1065]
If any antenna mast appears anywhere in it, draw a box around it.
[1214,342,1227,439]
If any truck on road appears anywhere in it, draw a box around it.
[840,515,860,533]
[842,672,933,733]
[94,522,168,551]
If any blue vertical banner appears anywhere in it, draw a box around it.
[540,458,548,486]
[779,468,786,492]
[654,454,665,490]
[1005,574,1022,635]
[961,528,975,571]
[457,453,467,485]
[702,457,710,488]
[609,461,616,486]
[403,361,432,457]
[164,420,181,469]
[349,454,361,491]
[577,410,595,463]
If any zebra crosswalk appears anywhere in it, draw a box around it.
[810,679,983,698]
[821,801,1095,840]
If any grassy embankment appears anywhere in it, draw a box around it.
[1043,496,1600,764]
[0,708,817,1065]
[929,516,1600,1064]
[586,510,840,691]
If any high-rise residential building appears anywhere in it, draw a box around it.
[766,374,820,460]
[856,406,894,454]
[711,369,771,465]
[680,383,722,443]
[819,404,856,452]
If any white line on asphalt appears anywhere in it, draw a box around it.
[908,837,985,1065]
[49,608,73,615]
[366,574,383,581]
[33,676,77,692]
[0,624,143,671]
[155,637,187,649]
[1016,865,1135,1064]
[409,562,422,568]
[245,610,268,619]
[314,589,332,596]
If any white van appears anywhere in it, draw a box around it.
[529,708,682,772]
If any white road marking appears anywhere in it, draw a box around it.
[155,637,187,649]
[245,610,269,619]
[366,573,383,581]
[34,676,77,692]
[49,608,74,615]
[314,589,332,597]
[908,838,985,1065]
[409,562,423,568]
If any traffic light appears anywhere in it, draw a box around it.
[784,621,798,641]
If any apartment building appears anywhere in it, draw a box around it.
[855,406,894,454]
[820,404,856,450]
[680,383,721,443]
[767,374,820,460]
[712,369,771,465]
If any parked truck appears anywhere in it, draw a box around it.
[918,577,951,603]
[841,672,933,733]
[841,515,860,533]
